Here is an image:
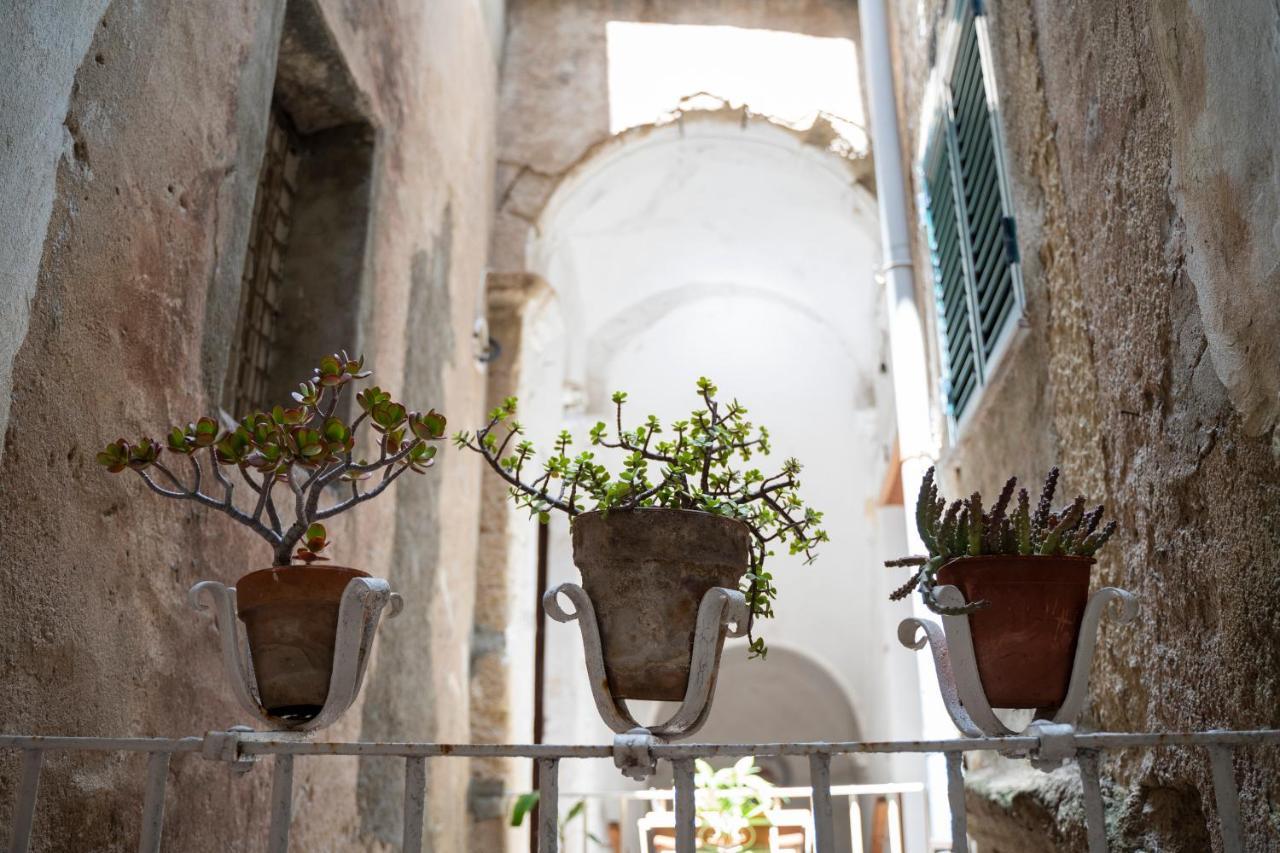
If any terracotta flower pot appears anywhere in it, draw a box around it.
[235,565,369,720]
[571,508,750,701]
[936,555,1093,709]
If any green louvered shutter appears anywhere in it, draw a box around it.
[923,133,979,418]
[921,3,1022,423]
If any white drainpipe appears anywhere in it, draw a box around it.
[859,0,954,845]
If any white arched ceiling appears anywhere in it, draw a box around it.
[527,115,881,411]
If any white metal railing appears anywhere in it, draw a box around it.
[3,728,1276,853]
[537,781,922,852]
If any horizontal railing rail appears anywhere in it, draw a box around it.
[4,728,1276,853]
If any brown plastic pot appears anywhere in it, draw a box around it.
[936,555,1093,709]
[571,508,750,702]
[235,565,369,720]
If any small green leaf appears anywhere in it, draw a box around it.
[510,792,539,827]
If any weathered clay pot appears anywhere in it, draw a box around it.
[571,509,750,701]
[936,555,1093,709]
[236,565,369,719]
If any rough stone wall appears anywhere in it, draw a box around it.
[0,0,500,849]
[889,0,1280,849]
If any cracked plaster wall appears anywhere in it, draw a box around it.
[0,0,501,849]
[888,0,1280,849]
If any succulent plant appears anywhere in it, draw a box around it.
[454,377,827,658]
[98,352,447,566]
[887,466,1117,615]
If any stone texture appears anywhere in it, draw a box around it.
[0,0,500,849]
[889,1,1280,849]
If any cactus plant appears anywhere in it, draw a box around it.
[454,377,827,658]
[887,466,1117,615]
[98,352,447,566]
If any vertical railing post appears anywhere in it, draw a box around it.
[1207,745,1243,853]
[889,792,905,853]
[137,752,170,853]
[537,758,559,853]
[1076,751,1108,853]
[808,753,835,852]
[944,752,968,853]
[267,754,294,853]
[848,794,865,853]
[672,758,697,853]
[402,756,427,853]
[7,749,43,853]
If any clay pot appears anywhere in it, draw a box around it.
[236,565,369,720]
[936,555,1093,709]
[571,509,750,701]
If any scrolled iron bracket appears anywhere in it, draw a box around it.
[189,576,401,732]
[900,584,1137,742]
[545,582,748,778]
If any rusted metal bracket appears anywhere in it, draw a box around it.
[189,577,402,732]
[899,585,1137,741]
[613,727,660,781]
[544,582,748,778]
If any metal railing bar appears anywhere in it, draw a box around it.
[570,782,925,800]
[401,756,426,853]
[808,753,835,852]
[4,729,1278,760]
[7,749,42,853]
[848,794,865,853]
[537,758,563,850]
[0,736,203,753]
[944,751,967,853]
[1077,750,1107,853]
[1207,745,1243,853]
[223,729,1280,758]
[137,752,170,853]
[267,755,294,853]
[888,793,905,853]
[536,757,559,853]
[672,758,697,853]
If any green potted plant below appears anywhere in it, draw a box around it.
[98,352,446,720]
[886,466,1117,709]
[693,757,780,852]
[455,377,826,701]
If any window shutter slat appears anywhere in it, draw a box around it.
[921,5,1023,423]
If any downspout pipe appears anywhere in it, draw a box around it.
[859,0,933,480]
[859,0,951,845]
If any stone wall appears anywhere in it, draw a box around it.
[0,0,502,849]
[888,1,1280,849]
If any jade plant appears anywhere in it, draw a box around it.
[887,466,1117,615]
[453,377,827,656]
[97,352,447,566]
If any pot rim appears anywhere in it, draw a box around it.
[940,554,1096,568]
[238,564,371,578]
[572,506,750,526]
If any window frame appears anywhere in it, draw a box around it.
[916,0,1026,436]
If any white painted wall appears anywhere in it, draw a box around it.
[514,115,927,851]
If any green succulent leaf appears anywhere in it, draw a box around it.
[96,439,131,473]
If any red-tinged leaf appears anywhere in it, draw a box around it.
[193,417,219,447]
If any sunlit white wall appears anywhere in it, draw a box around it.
[605,22,867,151]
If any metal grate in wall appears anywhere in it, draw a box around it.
[227,104,301,417]
[922,6,1021,424]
